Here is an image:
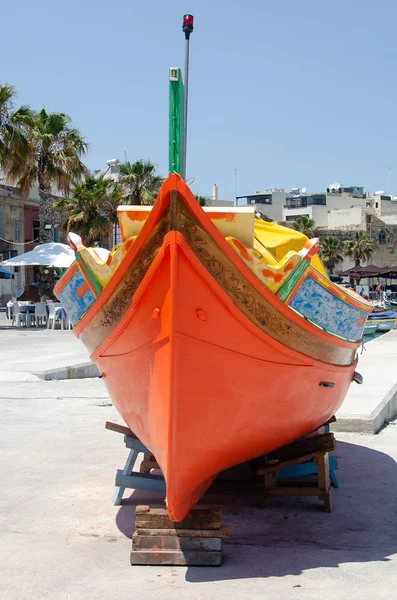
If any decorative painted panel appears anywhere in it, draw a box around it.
[57,268,96,325]
[288,275,366,341]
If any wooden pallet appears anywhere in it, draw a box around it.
[130,506,228,566]
[256,432,336,512]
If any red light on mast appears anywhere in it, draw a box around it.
[182,14,194,37]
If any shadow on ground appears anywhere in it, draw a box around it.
[115,439,397,580]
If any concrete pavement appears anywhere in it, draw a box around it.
[0,312,97,380]
[1,370,396,600]
[335,330,397,433]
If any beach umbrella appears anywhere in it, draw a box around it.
[0,267,14,279]
[0,242,74,268]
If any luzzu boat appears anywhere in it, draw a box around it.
[55,173,372,521]
[367,310,397,332]
[363,321,378,336]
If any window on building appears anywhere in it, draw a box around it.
[32,220,40,242]
[14,219,21,243]
[379,230,387,245]
[312,195,326,205]
[285,214,310,222]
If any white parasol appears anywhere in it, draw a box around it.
[0,242,75,268]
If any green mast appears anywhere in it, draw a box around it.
[168,67,184,176]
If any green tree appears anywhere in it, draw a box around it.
[119,159,162,206]
[195,195,209,207]
[292,215,316,237]
[319,237,344,274]
[254,210,273,222]
[344,231,374,266]
[0,83,35,172]
[5,108,88,245]
[55,174,123,247]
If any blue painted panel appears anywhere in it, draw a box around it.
[57,268,96,325]
[289,275,366,340]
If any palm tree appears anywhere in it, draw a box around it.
[55,175,123,247]
[5,108,88,244]
[0,83,35,172]
[344,231,374,266]
[292,216,316,237]
[319,237,344,274]
[119,159,162,205]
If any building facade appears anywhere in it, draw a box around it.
[0,182,65,300]
[282,185,368,227]
[0,184,26,299]
[236,188,288,221]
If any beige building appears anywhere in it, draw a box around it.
[282,185,369,227]
[0,184,26,299]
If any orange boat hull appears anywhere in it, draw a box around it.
[92,230,355,521]
[55,174,365,521]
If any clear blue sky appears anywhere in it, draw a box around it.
[3,0,397,200]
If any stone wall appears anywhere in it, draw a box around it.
[317,211,397,269]
[366,213,397,267]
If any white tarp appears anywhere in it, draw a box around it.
[0,243,75,268]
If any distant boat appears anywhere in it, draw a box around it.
[54,174,372,521]
[368,310,397,332]
[364,321,378,335]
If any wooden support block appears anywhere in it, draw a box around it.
[105,421,135,438]
[316,452,331,492]
[130,550,223,566]
[134,527,231,538]
[139,460,160,474]
[258,452,317,476]
[265,433,336,464]
[139,461,159,472]
[135,506,221,530]
[269,487,323,496]
[132,533,222,551]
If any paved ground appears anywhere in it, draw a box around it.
[0,312,90,377]
[335,330,397,432]
[1,360,397,599]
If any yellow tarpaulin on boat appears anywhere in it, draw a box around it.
[253,219,328,277]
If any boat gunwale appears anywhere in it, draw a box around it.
[91,229,358,371]
[68,175,362,357]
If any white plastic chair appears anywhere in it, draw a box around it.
[7,299,15,320]
[34,302,47,327]
[47,303,57,330]
[12,302,27,328]
[54,305,69,330]
[64,310,72,330]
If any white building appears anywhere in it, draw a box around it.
[282,184,369,228]
[371,192,397,217]
[236,188,288,221]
